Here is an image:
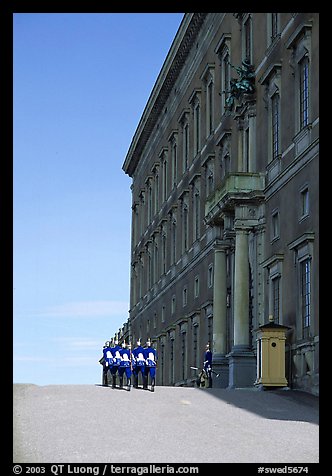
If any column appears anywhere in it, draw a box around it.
[228,226,256,388]
[213,247,227,354]
[233,229,249,349]
[212,246,229,387]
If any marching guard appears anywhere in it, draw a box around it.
[132,339,146,389]
[119,340,132,390]
[144,339,157,391]
[110,338,121,388]
[100,341,113,386]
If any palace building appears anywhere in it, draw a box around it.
[121,13,319,395]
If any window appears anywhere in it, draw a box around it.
[286,23,312,134]
[159,148,168,202]
[208,264,214,288]
[271,93,280,159]
[147,179,153,224]
[201,64,215,138]
[183,122,189,171]
[178,109,190,174]
[162,304,166,323]
[217,132,231,180]
[288,233,314,341]
[181,194,189,253]
[271,13,279,41]
[161,230,167,275]
[189,89,201,157]
[244,127,250,172]
[215,34,231,116]
[171,213,177,264]
[272,276,280,323]
[192,183,201,242]
[259,63,281,165]
[205,157,215,197]
[194,102,201,155]
[243,15,252,63]
[300,258,311,339]
[183,286,188,307]
[154,168,160,214]
[169,133,178,188]
[271,210,280,241]
[194,275,200,298]
[171,295,176,314]
[299,56,309,129]
[300,186,309,218]
[261,255,283,325]
[223,52,231,112]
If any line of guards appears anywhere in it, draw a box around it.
[99,338,157,392]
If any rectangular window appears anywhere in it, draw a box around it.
[155,173,159,214]
[271,93,280,159]
[223,52,231,113]
[171,295,176,314]
[183,123,189,171]
[162,305,166,323]
[300,258,311,338]
[271,13,278,40]
[300,57,309,129]
[208,264,213,288]
[183,286,188,307]
[162,233,167,274]
[183,204,189,252]
[244,128,250,172]
[194,103,201,156]
[162,158,168,201]
[194,276,200,298]
[172,140,177,188]
[271,211,279,240]
[244,17,252,62]
[301,187,309,217]
[272,276,280,323]
[207,80,213,136]
[193,189,200,241]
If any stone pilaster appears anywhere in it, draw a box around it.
[212,245,229,387]
[228,225,256,388]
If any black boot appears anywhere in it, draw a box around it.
[133,375,138,388]
[143,374,148,390]
[112,375,116,389]
[103,370,108,386]
[151,378,155,392]
[127,378,131,391]
[119,376,123,389]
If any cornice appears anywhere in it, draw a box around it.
[122,13,207,177]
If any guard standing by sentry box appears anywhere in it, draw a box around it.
[256,316,290,388]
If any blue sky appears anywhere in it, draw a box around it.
[13,12,184,385]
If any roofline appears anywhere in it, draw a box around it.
[122,13,207,177]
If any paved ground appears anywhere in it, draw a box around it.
[13,383,319,464]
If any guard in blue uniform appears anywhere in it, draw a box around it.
[110,338,121,388]
[119,340,132,390]
[132,339,146,388]
[100,341,113,386]
[144,339,157,391]
[203,343,213,388]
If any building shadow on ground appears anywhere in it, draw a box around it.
[193,386,319,424]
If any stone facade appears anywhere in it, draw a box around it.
[121,13,319,395]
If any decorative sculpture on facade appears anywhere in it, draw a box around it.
[224,59,255,111]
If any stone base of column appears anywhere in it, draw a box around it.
[227,346,257,389]
[212,353,229,388]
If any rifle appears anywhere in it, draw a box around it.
[190,366,220,377]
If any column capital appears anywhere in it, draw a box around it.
[234,224,251,233]
[213,239,229,252]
